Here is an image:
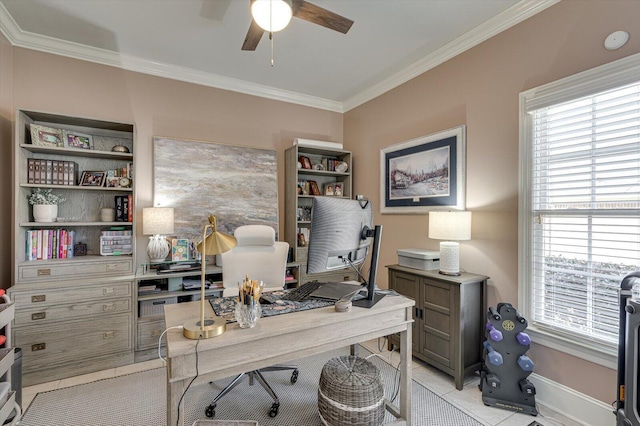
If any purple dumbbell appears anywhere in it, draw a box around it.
[483,341,503,366]
[516,332,531,346]
[518,355,534,372]
[486,322,503,342]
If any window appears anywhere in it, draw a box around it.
[519,53,640,366]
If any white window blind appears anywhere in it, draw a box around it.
[526,80,640,349]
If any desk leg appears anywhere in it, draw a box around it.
[400,308,412,425]
[167,359,187,426]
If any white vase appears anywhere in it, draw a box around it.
[33,204,58,223]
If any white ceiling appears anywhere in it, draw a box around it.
[0,0,557,112]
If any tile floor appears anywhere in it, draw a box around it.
[20,339,583,426]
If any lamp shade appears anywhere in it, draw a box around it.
[142,207,175,235]
[196,215,237,256]
[428,211,472,241]
[251,0,293,32]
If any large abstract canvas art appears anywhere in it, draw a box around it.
[153,137,278,242]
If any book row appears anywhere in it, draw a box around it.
[27,159,78,185]
[25,229,76,261]
[115,195,133,222]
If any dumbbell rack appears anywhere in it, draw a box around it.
[480,302,538,416]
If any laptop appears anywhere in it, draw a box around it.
[310,282,366,301]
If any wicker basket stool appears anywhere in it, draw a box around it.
[318,355,385,426]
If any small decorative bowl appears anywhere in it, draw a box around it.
[111,145,130,153]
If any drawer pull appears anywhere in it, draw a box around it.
[37,269,51,276]
[103,331,115,339]
[103,303,115,311]
[31,343,46,352]
[31,312,46,321]
[151,330,162,337]
[32,295,46,303]
[106,264,118,271]
[103,287,115,295]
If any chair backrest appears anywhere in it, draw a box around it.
[221,225,289,297]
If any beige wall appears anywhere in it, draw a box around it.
[344,0,640,403]
[7,47,343,265]
[0,31,13,287]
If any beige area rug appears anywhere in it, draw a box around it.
[21,347,486,425]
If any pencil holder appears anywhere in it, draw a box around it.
[235,302,261,328]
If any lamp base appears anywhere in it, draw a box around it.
[147,235,170,263]
[439,270,462,276]
[183,317,226,339]
[439,241,461,276]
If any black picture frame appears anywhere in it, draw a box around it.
[380,125,466,213]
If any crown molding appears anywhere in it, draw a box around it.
[342,0,561,112]
[0,2,343,113]
[1,1,559,114]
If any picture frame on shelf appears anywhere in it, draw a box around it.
[297,232,307,247]
[79,171,106,187]
[298,180,309,195]
[324,183,335,196]
[105,177,120,188]
[30,124,63,147]
[334,182,343,196]
[309,180,321,196]
[380,125,466,213]
[299,156,312,169]
[63,130,94,150]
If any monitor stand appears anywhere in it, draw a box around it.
[352,293,385,308]
[353,224,383,309]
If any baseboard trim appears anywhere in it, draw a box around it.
[529,373,615,426]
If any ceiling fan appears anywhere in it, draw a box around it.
[242,0,354,51]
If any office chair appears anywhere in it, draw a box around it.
[205,225,298,419]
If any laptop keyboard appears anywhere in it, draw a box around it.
[281,281,325,302]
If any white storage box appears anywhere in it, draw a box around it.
[397,249,440,271]
[139,297,177,317]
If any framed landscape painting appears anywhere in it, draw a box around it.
[380,125,466,213]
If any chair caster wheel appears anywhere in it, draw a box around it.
[205,404,216,418]
[269,402,279,417]
[291,369,299,384]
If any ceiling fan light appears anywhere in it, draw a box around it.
[251,0,293,32]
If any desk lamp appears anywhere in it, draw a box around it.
[183,215,237,339]
[142,207,175,263]
[428,211,472,276]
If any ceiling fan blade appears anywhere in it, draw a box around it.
[241,19,265,51]
[292,0,354,34]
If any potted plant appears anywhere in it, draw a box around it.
[28,188,66,223]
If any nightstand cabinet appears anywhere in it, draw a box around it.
[387,264,488,390]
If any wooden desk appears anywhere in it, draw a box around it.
[164,295,415,425]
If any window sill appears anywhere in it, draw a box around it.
[527,326,617,370]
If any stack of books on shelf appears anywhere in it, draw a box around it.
[114,195,133,222]
[27,159,78,185]
[25,229,76,261]
[138,283,161,294]
[321,157,341,172]
[182,278,212,291]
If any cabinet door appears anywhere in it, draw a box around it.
[389,270,420,353]
[421,278,454,368]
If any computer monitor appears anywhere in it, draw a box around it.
[306,196,384,308]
